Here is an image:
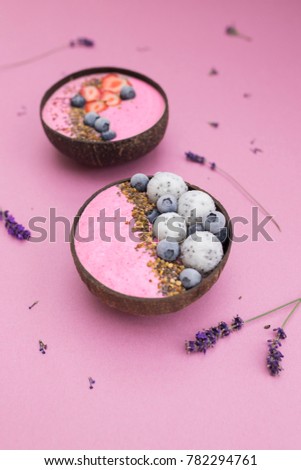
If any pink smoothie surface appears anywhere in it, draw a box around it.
[74,185,162,298]
[42,74,166,141]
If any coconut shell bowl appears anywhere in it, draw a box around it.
[70,173,232,316]
[40,67,168,167]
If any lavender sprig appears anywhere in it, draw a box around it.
[185,151,281,232]
[186,297,300,377]
[225,26,252,42]
[185,316,244,354]
[88,377,96,389]
[0,210,31,240]
[267,328,286,376]
[39,340,47,355]
[0,38,95,71]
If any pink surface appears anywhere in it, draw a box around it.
[42,74,165,141]
[74,185,161,297]
[1,0,301,451]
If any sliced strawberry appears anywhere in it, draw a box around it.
[100,90,121,107]
[85,101,108,114]
[80,85,101,102]
[101,74,129,93]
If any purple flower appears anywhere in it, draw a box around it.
[70,37,95,48]
[219,321,231,336]
[185,317,244,354]
[231,315,244,331]
[39,340,47,355]
[0,210,31,240]
[274,327,286,340]
[185,340,197,353]
[267,329,286,376]
[185,151,206,165]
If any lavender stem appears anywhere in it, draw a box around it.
[281,301,301,329]
[245,298,301,324]
[0,44,69,71]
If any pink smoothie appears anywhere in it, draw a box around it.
[74,185,163,298]
[42,73,166,142]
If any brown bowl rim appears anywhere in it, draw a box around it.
[40,67,169,147]
[70,177,232,305]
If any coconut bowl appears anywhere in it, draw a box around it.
[40,67,168,167]
[70,177,232,316]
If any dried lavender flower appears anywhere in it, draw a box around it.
[267,332,285,376]
[0,210,31,240]
[225,26,252,42]
[70,37,95,47]
[39,340,47,355]
[185,316,244,354]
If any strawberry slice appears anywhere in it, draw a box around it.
[101,74,129,93]
[85,101,108,114]
[100,90,121,106]
[80,85,101,102]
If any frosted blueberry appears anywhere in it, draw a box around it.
[179,268,202,289]
[157,194,178,213]
[204,211,226,234]
[188,222,204,235]
[157,240,180,261]
[147,208,160,224]
[214,227,228,244]
[130,173,149,192]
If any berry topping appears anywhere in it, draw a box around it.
[157,194,178,213]
[101,90,121,106]
[120,85,136,100]
[80,85,101,102]
[156,240,180,261]
[204,211,226,234]
[102,74,129,93]
[179,268,202,289]
[94,117,110,133]
[146,208,160,224]
[70,94,86,108]
[101,130,116,141]
[130,174,149,192]
[83,112,100,127]
[84,101,108,114]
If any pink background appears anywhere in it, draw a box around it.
[1,0,301,450]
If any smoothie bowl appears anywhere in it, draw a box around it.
[70,172,232,315]
[40,68,168,167]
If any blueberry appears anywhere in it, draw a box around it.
[130,173,149,192]
[179,268,202,289]
[204,211,226,234]
[120,85,136,100]
[147,208,160,224]
[214,226,228,244]
[101,130,116,141]
[188,222,204,235]
[83,112,99,127]
[156,240,180,261]
[70,94,85,108]
[94,117,110,133]
[157,194,178,213]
